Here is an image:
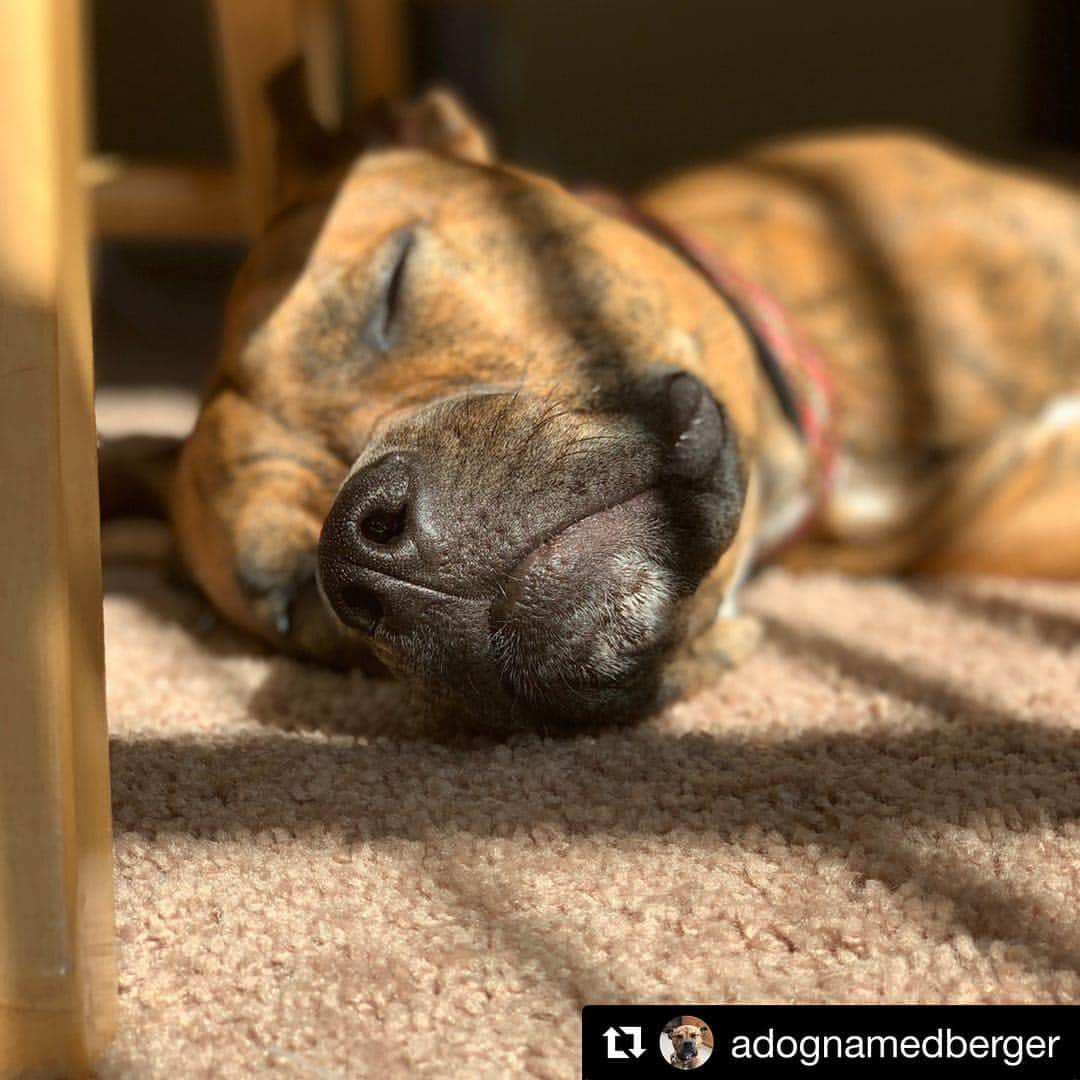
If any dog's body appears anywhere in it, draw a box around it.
[644,134,1080,582]
[109,91,1079,728]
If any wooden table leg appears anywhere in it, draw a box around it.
[0,1,117,1074]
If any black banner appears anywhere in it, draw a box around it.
[582,1005,1079,1079]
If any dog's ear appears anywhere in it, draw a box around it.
[266,60,360,204]
[350,85,496,165]
[267,64,495,206]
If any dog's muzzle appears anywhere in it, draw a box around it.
[315,374,744,725]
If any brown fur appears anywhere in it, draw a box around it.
[644,133,1080,576]
[668,1021,710,1069]
[105,86,1079,727]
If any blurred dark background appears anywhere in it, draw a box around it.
[90,0,1078,393]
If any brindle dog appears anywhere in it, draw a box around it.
[103,84,1079,729]
[668,1023,709,1070]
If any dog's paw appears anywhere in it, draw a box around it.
[687,611,764,665]
[660,613,763,705]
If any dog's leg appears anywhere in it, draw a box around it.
[662,612,764,704]
[659,477,766,702]
[687,611,765,665]
[169,391,351,654]
[912,395,1080,577]
[780,396,1080,578]
[98,433,182,521]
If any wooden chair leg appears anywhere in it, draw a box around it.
[209,0,299,235]
[296,0,346,131]
[0,1,117,1075]
[344,0,411,106]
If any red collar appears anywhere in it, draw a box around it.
[574,186,838,500]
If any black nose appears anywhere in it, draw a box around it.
[318,452,422,635]
[344,451,412,551]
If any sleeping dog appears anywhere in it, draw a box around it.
[102,83,1079,729]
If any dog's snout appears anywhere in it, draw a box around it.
[333,581,384,634]
[312,385,735,726]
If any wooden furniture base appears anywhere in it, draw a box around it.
[0,2,117,1074]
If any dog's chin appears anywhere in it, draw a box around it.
[368,506,682,731]
[477,490,676,723]
[436,662,669,734]
[378,616,675,734]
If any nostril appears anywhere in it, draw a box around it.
[359,504,407,545]
[336,583,383,634]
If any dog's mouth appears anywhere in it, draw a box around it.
[320,484,662,632]
[676,1044,699,1061]
[320,486,677,715]
[486,485,681,720]
[500,486,660,587]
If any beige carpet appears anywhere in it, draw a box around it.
[94,392,1080,1079]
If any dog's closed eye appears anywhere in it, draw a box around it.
[363,225,415,353]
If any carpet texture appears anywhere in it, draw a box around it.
[94,392,1080,1079]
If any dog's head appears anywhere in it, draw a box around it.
[669,1024,707,1064]
[172,87,760,728]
